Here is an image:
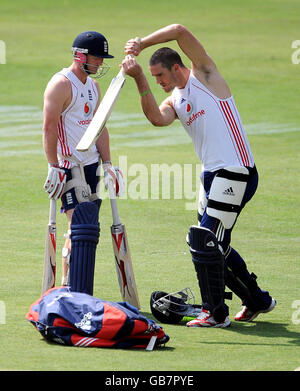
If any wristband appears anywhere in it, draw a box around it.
[102,160,112,170]
[140,89,151,97]
[49,163,59,168]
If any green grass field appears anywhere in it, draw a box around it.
[0,0,299,373]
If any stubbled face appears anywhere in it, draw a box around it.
[85,54,104,74]
[149,63,178,93]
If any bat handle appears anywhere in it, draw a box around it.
[120,67,126,78]
[49,199,57,225]
[107,179,121,226]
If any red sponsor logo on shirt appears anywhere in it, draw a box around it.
[78,119,92,126]
[83,102,92,117]
[186,109,205,126]
[186,102,193,113]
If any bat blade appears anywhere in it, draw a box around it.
[42,200,56,294]
[111,223,141,309]
[76,69,126,152]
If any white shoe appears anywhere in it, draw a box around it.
[234,298,276,322]
[186,309,231,328]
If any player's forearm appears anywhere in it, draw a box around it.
[140,24,184,51]
[43,127,59,164]
[133,73,165,126]
[96,127,111,163]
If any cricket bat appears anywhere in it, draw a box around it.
[76,68,126,152]
[42,199,56,294]
[107,180,141,309]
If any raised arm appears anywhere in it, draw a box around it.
[125,24,231,98]
[125,24,215,73]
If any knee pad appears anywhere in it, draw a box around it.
[206,166,249,229]
[69,202,100,295]
[187,225,230,322]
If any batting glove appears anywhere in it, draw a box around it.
[103,163,125,197]
[44,163,66,200]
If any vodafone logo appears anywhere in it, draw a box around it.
[83,102,92,117]
[186,109,205,126]
[78,102,93,125]
[78,119,92,126]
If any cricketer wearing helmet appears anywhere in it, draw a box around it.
[42,31,124,292]
[122,24,276,327]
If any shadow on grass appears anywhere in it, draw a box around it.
[142,311,300,347]
[225,321,300,347]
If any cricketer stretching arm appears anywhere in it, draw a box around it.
[124,24,214,69]
[122,24,230,123]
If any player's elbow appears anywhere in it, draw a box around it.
[170,24,188,38]
[147,115,166,127]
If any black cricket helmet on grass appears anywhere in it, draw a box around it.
[150,287,202,324]
[72,31,114,78]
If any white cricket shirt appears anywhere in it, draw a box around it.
[171,72,254,172]
[54,68,99,168]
